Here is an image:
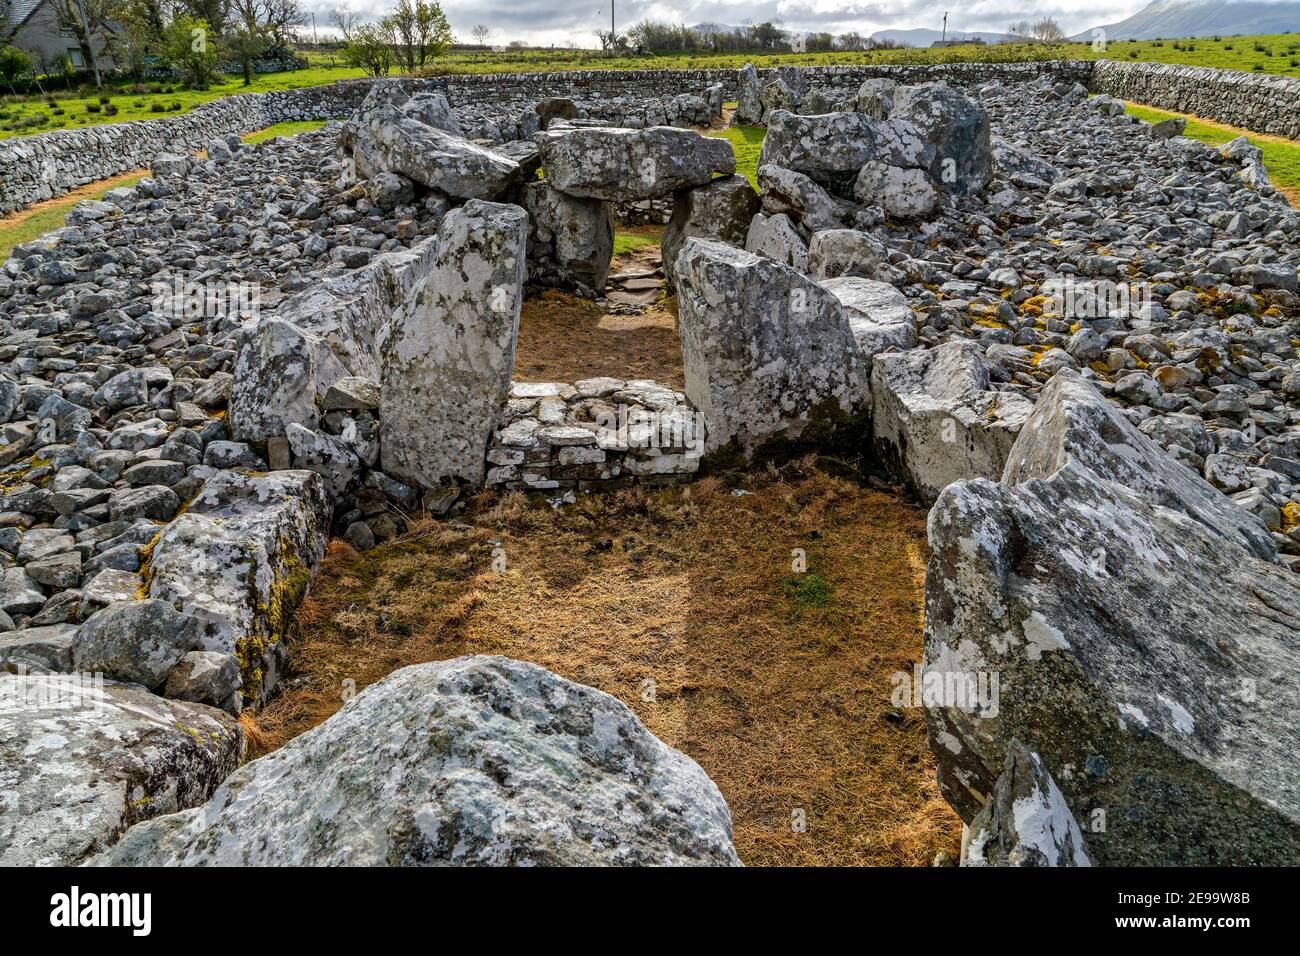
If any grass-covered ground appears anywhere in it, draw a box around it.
[5,32,1299,143]
[248,463,961,866]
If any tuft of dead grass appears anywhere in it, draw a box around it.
[247,460,960,866]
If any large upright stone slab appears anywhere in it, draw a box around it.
[674,238,867,456]
[1005,370,1277,561]
[0,676,242,866]
[91,656,741,867]
[662,174,759,286]
[538,125,736,201]
[522,181,615,294]
[925,394,1300,864]
[380,200,528,488]
[871,340,1032,503]
[230,237,439,443]
[146,470,331,708]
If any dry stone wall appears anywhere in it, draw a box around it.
[1092,59,1300,140]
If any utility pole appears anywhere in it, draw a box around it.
[311,12,318,46]
[611,0,615,45]
[942,12,948,43]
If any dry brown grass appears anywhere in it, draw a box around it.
[514,288,684,388]
[248,461,960,866]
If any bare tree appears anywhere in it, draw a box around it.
[330,6,360,42]
[48,0,117,86]
[471,24,490,46]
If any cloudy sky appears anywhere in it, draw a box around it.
[304,0,1156,46]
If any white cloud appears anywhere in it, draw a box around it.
[304,0,1151,46]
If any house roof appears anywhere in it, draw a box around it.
[3,0,44,39]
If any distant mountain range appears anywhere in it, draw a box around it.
[1075,0,1300,41]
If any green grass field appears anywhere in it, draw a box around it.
[706,125,765,188]
[4,33,1300,143]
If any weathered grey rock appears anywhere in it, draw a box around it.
[854,161,940,219]
[662,174,759,286]
[322,376,381,412]
[926,437,1300,864]
[732,63,763,126]
[759,110,881,196]
[0,624,78,672]
[855,78,897,119]
[1004,370,1277,562]
[819,277,917,358]
[522,181,615,293]
[891,83,992,194]
[72,599,203,690]
[808,228,887,280]
[164,651,242,709]
[756,163,848,233]
[675,239,867,456]
[538,125,735,201]
[91,656,740,866]
[146,470,331,708]
[745,212,809,273]
[0,676,242,865]
[286,422,361,498]
[380,200,528,488]
[962,741,1092,867]
[356,107,521,200]
[871,340,1032,502]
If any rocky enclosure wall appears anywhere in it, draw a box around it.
[1092,59,1300,140]
[4,57,1296,218]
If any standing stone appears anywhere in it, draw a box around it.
[380,200,528,488]
[522,181,615,294]
[662,174,760,286]
[732,63,763,126]
[91,656,741,867]
[146,470,331,709]
[674,239,867,456]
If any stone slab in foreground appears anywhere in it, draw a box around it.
[91,656,741,866]
[925,374,1300,865]
[0,676,242,866]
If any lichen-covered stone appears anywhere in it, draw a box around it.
[0,675,242,865]
[538,124,736,201]
[380,200,528,488]
[145,470,331,708]
[91,656,740,867]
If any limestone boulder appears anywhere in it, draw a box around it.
[891,83,992,195]
[662,174,759,286]
[380,200,528,488]
[674,239,868,456]
[522,181,615,293]
[870,340,1032,502]
[146,470,331,709]
[356,107,522,200]
[731,63,763,126]
[757,164,851,233]
[538,125,735,201]
[925,442,1300,864]
[819,277,917,358]
[745,212,809,273]
[808,228,888,281]
[91,656,741,867]
[0,676,242,865]
[1004,370,1277,562]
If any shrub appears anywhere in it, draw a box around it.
[149,100,166,112]
[85,102,101,113]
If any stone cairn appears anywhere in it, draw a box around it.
[1,65,1298,867]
